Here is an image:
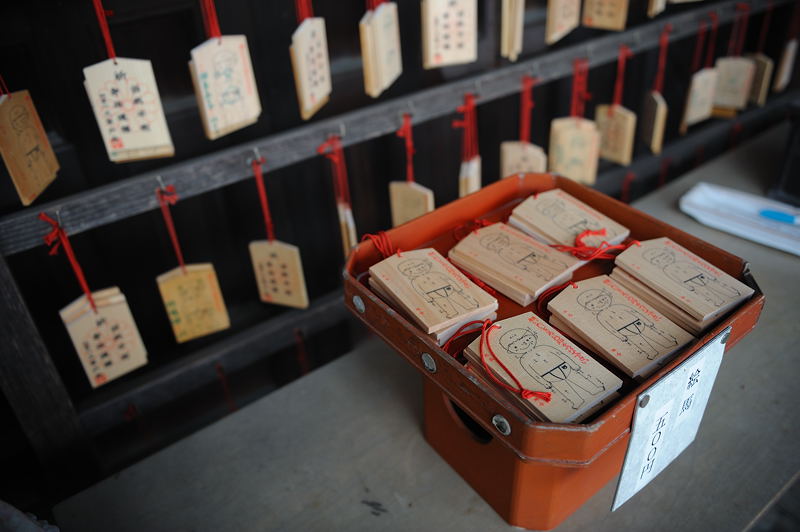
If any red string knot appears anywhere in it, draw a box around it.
[39,213,63,255]
[521,390,552,402]
[361,231,396,259]
[156,184,179,205]
[442,319,488,355]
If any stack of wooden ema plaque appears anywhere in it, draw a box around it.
[548,275,694,379]
[448,222,580,306]
[611,237,754,335]
[368,248,498,345]
[508,188,630,247]
[463,312,622,423]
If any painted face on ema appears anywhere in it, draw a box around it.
[643,248,675,267]
[499,328,538,355]
[213,50,237,79]
[536,199,565,218]
[577,288,613,312]
[479,233,510,252]
[9,105,31,133]
[398,259,432,277]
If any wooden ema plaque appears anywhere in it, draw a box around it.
[546,0,580,45]
[448,222,579,306]
[250,240,309,309]
[509,188,630,247]
[464,312,623,423]
[458,156,481,197]
[290,18,331,120]
[773,38,797,93]
[157,263,230,343]
[609,267,713,335]
[83,58,173,162]
[359,2,402,97]
[640,91,668,155]
[548,275,694,379]
[500,141,547,178]
[389,181,434,227]
[680,68,718,134]
[421,0,478,69]
[748,53,774,106]
[0,90,58,205]
[374,2,403,93]
[368,248,497,334]
[337,202,358,258]
[189,35,261,140]
[582,0,629,31]
[500,0,525,62]
[464,364,620,423]
[648,0,667,18]
[548,117,600,185]
[713,56,755,110]
[595,104,636,166]
[359,15,378,96]
[367,277,495,345]
[615,237,755,322]
[60,287,147,388]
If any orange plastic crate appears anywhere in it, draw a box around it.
[343,174,764,530]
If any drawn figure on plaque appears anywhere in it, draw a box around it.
[96,69,158,148]
[719,70,740,95]
[499,327,605,409]
[550,0,579,37]
[502,142,546,176]
[480,233,566,280]
[398,258,478,318]
[643,248,741,307]
[553,131,591,176]
[79,314,134,387]
[535,198,606,240]
[212,49,243,107]
[8,104,47,175]
[577,288,677,359]
[176,278,214,329]
[552,144,576,175]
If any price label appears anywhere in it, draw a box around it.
[612,327,729,511]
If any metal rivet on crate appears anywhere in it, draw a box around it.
[352,295,365,314]
[421,353,436,373]
[639,395,650,408]
[492,415,512,436]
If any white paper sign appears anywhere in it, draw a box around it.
[612,326,729,511]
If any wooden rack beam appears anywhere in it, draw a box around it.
[0,0,786,257]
